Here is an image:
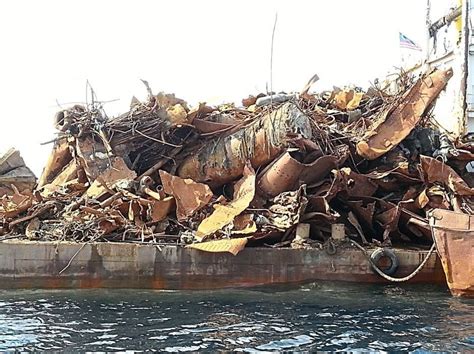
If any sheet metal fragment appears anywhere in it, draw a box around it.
[196,165,256,240]
[86,157,137,199]
[420,155,474,195]
[0,148,36,194]
[333,168,378,197]
[186,237,248,256]
[159,170,213,221]
[357,69,453,160]
[37,139,72,188]
[0,188,34,219]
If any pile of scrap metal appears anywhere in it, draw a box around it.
[0,149,36,196]
[0,149,36,236]
[1,67,473,255]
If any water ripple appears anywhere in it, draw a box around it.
[0,284,471,351]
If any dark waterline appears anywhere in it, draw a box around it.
[0,283,472,351]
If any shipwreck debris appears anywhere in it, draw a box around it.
[178,102,312,186]
[0,66,471,264]
[0,149,36,195]
[356,68,453,160]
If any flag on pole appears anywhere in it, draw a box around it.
[399,32,422,51]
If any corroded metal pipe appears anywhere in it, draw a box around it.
[178,103,312,187]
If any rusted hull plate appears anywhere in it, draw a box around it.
[0,241,445,289]
[430,209,474,298]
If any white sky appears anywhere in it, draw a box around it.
[0,0,431,175]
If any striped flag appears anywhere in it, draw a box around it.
[399,32,422,51]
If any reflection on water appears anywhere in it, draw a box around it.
[0,283,472,351]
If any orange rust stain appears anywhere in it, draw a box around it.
[151,277,166,289]
[79,278,104,288]
[44,277,65,288]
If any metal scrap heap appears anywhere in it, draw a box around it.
[1,67,473,255]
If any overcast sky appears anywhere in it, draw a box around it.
[0,0,434,174]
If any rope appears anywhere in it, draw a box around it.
[349,239,437,283]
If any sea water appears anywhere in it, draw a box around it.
[0,283,472,351]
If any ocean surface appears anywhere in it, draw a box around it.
[0,283,472,352]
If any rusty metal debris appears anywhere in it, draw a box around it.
[429,208,474,297]
[0,148,36,195]
[186,237,249,256]
[177,102,312,186]
[357,69,453,160]
[1,66,473,260]
[196,165,255,240]
[159,170,213,221]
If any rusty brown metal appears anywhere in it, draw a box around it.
[0,167,36,195]
[86,157,137,199]
[75,137,111,182]
[242,95,258,107]
[43,159,79,193]
[0,149,36,195]
[178,103,312,186]
[420,155,474,195]
[333,168,379,197]
[149,197,175,222]
[300,145,349,185]
[0,241,446,289]
[365,164,422,192]
[186,237,249,256]
[196,165,256,240]
[258,146,348,198]
[193,118,238,134]
[159,170,213,221]
[257,151,305,198]
[347,200,376,238]
[430,208,474,298]
[357,68,453,160]
[37,139,72,188]
[0,189,34,219]
[3,70,470,292]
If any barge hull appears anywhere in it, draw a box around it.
[0,241,445,289]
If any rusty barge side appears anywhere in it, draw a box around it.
[0,241,445,289]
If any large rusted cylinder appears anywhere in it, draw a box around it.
[257,151,305,198]
[178,103,312,186]
[257,146,349,198]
